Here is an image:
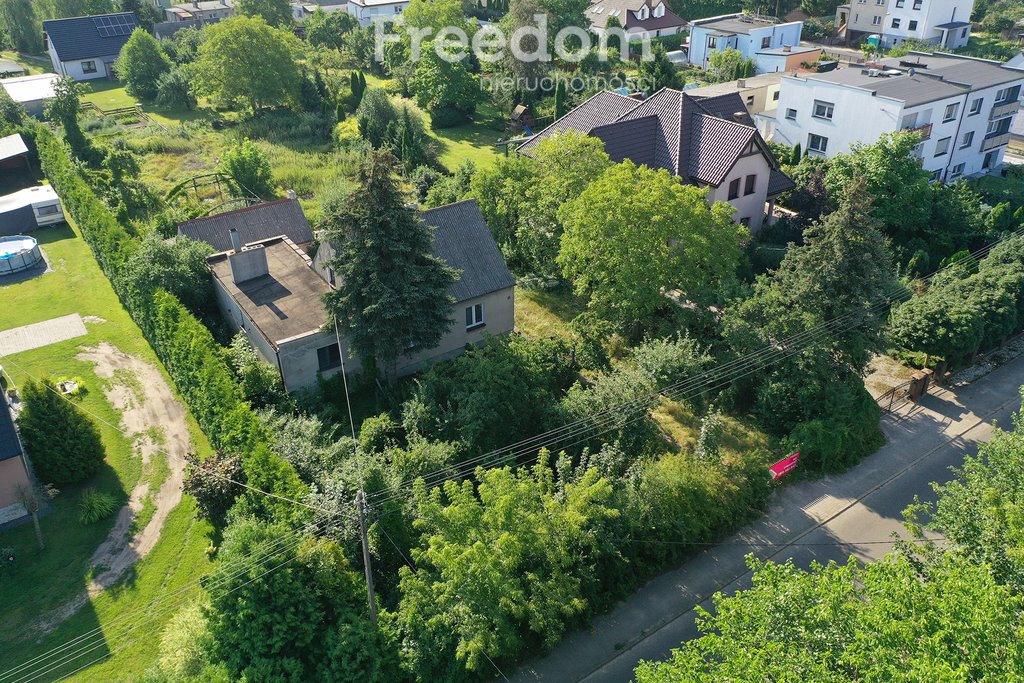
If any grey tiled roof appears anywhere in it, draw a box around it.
[517,90,639,155]
[177,199,314,252]
[768,167,797,195]
[423,199,516,302]
[0,399,22,463]
[42,13,138,62]
[517,87,792,190]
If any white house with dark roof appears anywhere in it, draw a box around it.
[587,0,687,42]
[206,199,515,390]
[43,13,139,81]
[517,88,794,232]
[346,0,408,26]
[773,52,1024,182]
[686,13,806,75]
[177,197,314,252]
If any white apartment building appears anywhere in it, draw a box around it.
[835,0,973,49]
[772,52,1024,183]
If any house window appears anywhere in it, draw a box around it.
[891,18,900,28]
[908,19,917,29]
[969,98,982,115]
[808,133,828,153]
[930,169,943,182]
[739,217,751,226]
[785,107,797,120]
[728,178,741,199]
[744,174,756,195]
[327,268,336,286]
[960,131,974,148]
[773,91,780,101]
[996,86,1021,103]
[854,13,859,22]
[465,303,484,329]
[761,36,771,48]
[317,343,342,371]
[901,112,918,128]
[912,0,921,8]
[934,136,951,156]
[942,102,959,122]
[813,100,834,120]
[857,0,865,5]
[988,117,1011,136]
[708,36,718,49]
[895,0,904,6]
[872,15,881,25]
[36,204,60,216]
[950,163,965,177]
[745,94,754,105]
[81,60,97,74]
[961,27,968,37]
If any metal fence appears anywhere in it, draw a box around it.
[876,379,913,414]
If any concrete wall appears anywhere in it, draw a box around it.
[839,0,887,34]
[278,330,349,391]
[59,57,113,82]
[882,0,973,47]
[773,74,902,153]
[396,287,516,376]
[707,150,772,233]
[348,1,408,26]
[0,457,30,524]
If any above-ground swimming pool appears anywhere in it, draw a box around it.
[0,235,42,275]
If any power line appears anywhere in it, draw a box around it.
[367,226,1024,508]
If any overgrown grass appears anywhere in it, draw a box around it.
[957,33,1018,61]
[0,221,214,680]
[652,398,772,463]
[514,288,586,340]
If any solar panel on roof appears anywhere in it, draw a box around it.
[92,14,137,38]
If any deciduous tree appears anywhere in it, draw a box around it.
[236,0,292,27]
[194,15,300,110]
[114,28,171,101]
[558,160,743,332]
[0,0,42,53]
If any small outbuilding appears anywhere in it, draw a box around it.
[0,74,59,118]
[0,60,26,77]
[0,397,32,525]
[0,134,29,172]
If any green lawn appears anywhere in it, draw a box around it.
[428,104,505,171]
[0,51,50,75]
[0,221,214,681]
[957,33,1018,61]
[515,288,586,340]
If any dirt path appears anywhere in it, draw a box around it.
[40,343,190,631]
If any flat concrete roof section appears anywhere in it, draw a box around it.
[0,314,87,356]
[0,74,59,105]
[206,236,331,348]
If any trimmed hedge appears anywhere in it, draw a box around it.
[37,127,294,500]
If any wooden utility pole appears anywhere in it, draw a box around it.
[356,490,378,626]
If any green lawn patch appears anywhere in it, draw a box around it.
[0,221,214,680]
[514,288,586,340]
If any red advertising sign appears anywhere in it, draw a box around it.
[769,451,800,480]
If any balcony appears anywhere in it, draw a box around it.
[990,100,1019,120]
[903,123,932,141]
[982,132,1011,151]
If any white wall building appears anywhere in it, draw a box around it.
[773,52,1024,182]
[835,0,973,48]
[687,13,806,75]
[1005,51,1024,138]
[346,0,408,26]
[43,13,139,82]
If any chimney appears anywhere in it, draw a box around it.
[782,45,791,52]
[732,111,745,122]
[228,244,269,284]
[737,78,746,88]
[286,189,297,201]
[229,228,242,253]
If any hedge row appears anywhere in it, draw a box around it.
[37,126,273,465]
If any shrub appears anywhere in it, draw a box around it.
[156,67,197,110]
[220,138,276,199]
[785,382,882,473]
[227,333,284,407]
[79,488,119,524]
[18,378,105,485]
[630,335,712,393]
[156,603,217,679]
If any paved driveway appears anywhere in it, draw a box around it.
[0,314,86,357]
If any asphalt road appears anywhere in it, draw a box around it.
[512,352,1024,683]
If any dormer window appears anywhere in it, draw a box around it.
[637,5,649,19]
[653,2,665,16]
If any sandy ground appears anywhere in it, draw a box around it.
[40,343,190,631]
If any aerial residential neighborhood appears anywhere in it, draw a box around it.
[3,0,1024,680]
